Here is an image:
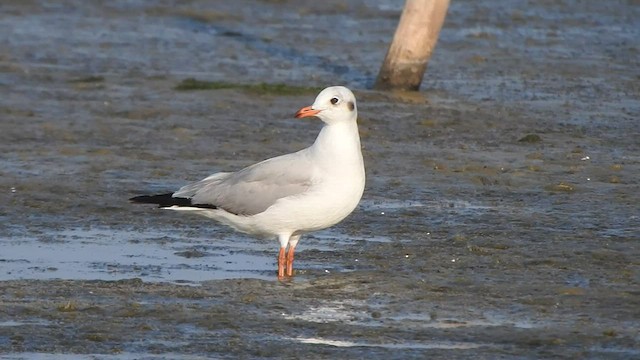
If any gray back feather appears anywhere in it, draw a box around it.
[174,151,314,216]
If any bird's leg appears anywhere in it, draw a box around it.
[286,247,295,277]
[277,247,286,279]
[286,235,301,277]
[277,234,291,279]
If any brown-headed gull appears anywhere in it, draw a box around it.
[130,86,366,279]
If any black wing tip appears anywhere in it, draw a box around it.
[129,193,217,209]
[129,193,190,208]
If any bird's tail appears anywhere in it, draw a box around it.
[129,193,217,209]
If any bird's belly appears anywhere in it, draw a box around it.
[251,181,364,235]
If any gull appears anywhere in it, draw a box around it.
[130,86,366,279]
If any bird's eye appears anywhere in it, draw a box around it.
[330,97,340,105]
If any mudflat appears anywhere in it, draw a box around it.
[1,1,638,358]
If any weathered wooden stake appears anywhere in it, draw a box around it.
[374,0,450,91]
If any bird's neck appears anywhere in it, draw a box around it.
[311,120,362,164]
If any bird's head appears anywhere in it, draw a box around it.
[295,86,357,125]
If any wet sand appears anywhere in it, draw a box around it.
[1,0,639,358]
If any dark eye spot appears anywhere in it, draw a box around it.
[347,101,355,111]
[330,97,339,105]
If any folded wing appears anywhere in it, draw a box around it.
[173,151,314,216]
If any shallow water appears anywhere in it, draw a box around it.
[1,0,639,358]
[1,228,276,282]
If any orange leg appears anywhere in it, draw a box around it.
[277,247,286,279]
[285,245,296,277]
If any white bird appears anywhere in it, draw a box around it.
[130,86,366,279]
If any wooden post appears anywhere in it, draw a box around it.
[374,0,450,91]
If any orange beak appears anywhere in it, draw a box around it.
[294,106,320,119]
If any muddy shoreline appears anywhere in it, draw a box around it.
[1,0,639,358]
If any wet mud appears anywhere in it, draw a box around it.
[1,0,639,358]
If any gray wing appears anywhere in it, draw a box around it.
[173,151,314,216]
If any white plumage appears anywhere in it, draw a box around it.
[131,86,365,278]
